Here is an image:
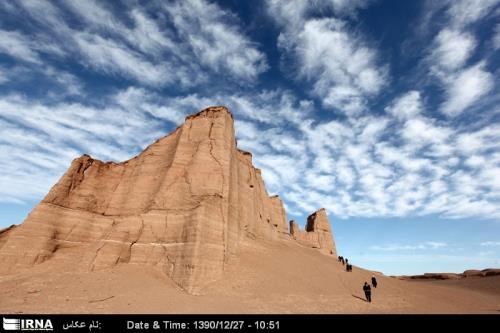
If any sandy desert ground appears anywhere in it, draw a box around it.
[0,237,499,314]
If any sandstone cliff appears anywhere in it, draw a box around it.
[0,106,336,294]
[289,209,336,255]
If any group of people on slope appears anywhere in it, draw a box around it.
[338,255,353,272]
[337,254,378,302]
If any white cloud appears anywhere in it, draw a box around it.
[432,29,476,71]
[0,91,169,202]
[266,0,309,28]
[16,0,69,33]
[422,0,499,32]
[385,91,423,120]
[268,1,387,115]
[446,0,499,27]
[292,18,386,114]
[266,0,371,27]
[0,29,41,63]
[73,32,171,86]
[163,0,268,81]
[0,63,83,97]
[113,87,188,124]
[421,1,497,118]
[401,118,453,154]
[304,173,336,192]
[441,62,494,116]
[456,124,500,155]
[42,66,83,96]
[327,0,372,16]
[481,241,500,246]
[61,0,122,33]
[427,241,448,249]
[464,155,486,168]
[1,0,265,88]
[62,0,178,58]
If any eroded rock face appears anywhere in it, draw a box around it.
[0,225,16,251]
[289,209,336,256]
[0,106,336,294]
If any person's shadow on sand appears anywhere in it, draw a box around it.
[351,294,368,302]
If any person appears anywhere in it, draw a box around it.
[338,256,342,262]
[345,258,349,266]
[341,257,345,265]
[363,282,372,302]
[371,275,378,288]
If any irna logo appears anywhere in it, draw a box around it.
[2,318,53,331]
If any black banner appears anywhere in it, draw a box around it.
[0,314,498,332]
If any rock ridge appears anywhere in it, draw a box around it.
[0,106,336,294]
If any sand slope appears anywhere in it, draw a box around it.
[0,237,498,314]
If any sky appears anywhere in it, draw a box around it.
[0,0,499,276]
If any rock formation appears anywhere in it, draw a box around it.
[0,106,336,294]
[289,209,336,255]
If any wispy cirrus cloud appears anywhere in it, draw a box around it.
[0,0,499,225]
[267,0,386,115]
[0,29,42,64]
[422,0,498,117]
[0,0,267,89]
[163,0,268,81]
[0,91,167,202]
[445,0,499,27]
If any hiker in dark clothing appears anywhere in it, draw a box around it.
[345,258,349,266]
[341,257,345,265]
[371,275,378,288]
[338,256,342,262]
[363,282,372,302]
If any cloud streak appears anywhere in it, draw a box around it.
[422,0,498,117]
[0,0,267,88]
[268,0,387,115]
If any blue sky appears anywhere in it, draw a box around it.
[0,0,499,275]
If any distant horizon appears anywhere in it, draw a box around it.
[0,0,499,276]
